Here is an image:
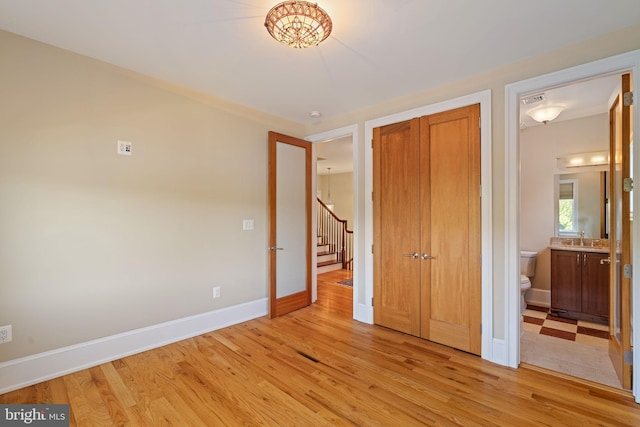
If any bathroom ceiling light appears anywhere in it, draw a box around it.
[265,1,333,49]
[527,105,564,124]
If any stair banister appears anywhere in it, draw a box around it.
[317,198,353,270]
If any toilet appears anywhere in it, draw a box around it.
[520,251,537,312]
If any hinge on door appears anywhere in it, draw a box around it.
[623,264,632,278]
[624,350,633,364]
[479,184,482,198]
[480,323,482,335]
[623,177,633,192]
[623,91,633,107]
[371,244,374,254]
[479,116,481,129]
[371,297,374,306]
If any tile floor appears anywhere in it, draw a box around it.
[520,305,621,389]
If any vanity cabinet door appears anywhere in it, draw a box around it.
[582,252,610,317]
[551,250,582,312]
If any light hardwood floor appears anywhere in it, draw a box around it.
[316,269,353,318]
[2,275,639,426]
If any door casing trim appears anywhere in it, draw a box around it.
[505,49,640,402]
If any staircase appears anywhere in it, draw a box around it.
[317,236,342,274]
[317,198,353,274]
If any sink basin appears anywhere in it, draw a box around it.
[548,237,610,252]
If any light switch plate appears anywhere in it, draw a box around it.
[117,140,132,156]
[0,325,12,344]
[243,219,254,230]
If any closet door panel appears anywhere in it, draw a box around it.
[373,118,421,335]
[420,105,481,355]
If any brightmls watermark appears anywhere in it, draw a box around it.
[0,405,69,426]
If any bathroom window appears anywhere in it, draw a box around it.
[558,179,579,236]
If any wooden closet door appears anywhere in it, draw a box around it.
[373,119,421,335]
[420,105,481,355]
[372,105,481,356]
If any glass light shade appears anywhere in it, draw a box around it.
[527,106,564,124]
[265,1,332,48]
[326,167,334,210]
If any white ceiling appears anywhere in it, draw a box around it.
[1,0,639,126]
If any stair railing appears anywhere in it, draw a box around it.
[317,198,353,270]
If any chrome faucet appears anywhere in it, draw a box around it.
[580,230,585,246]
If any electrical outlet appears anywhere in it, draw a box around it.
[0,325,12,344]
[213,287,221,299]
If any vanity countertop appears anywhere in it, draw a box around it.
[548,237,610,253]
[549,244,609,254]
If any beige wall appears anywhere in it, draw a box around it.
[306,24,640,339]
[521,114,609,291]
[317,172,354,228]
[0,30,304,362]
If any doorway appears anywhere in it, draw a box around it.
[518,74,625,388]
[505,49,640,401]
[316,136,354,317]
[306,125,358,317]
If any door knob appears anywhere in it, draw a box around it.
[421,253,436,260]
[269,246,284,251]
[403,252,419,259]
[600,257,611,265]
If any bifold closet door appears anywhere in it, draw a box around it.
[373,105,481,355]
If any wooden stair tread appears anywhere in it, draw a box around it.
[317,260,341,267]
[317,250,335,256]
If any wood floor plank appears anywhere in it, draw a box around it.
[64,369,112,426]
[100,362,136,409]
[2,277,640,426]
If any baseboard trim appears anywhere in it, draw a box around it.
[526,288,550,308]
[354,303,373,324]
[490,338,508,366]
[0,298,268,394]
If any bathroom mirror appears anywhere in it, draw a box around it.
[554,171,608,238]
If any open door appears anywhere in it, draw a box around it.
[608,73,633,389]
[268,132,313,318]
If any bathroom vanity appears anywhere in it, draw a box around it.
[550,240,610,324]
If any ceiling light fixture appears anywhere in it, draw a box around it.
[527,105,564,124]
[326,167,335,211]
[558,151,610,169]
[264,1,332,49]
